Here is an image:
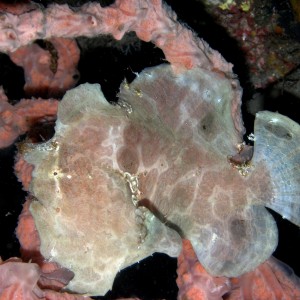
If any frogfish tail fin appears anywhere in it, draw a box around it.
[252,111,300,226]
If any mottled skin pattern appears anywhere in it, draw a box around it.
[116,65,278,277]
[23,64,300,296]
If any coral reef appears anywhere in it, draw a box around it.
[203,0,300,88]
[9,38,80,97]
[0,0,300,299]
[0,86,58,148]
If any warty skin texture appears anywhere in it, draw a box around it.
[21,64,300,295]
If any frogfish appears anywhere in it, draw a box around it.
[22,63,300,296]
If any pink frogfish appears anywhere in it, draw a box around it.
[22,63,300,296]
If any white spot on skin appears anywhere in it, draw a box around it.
[270,118,279,124]
[211,232,218,244]
[248,133,256,141]
[50,247,57,258]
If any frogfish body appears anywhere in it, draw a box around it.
[23,64,300,295]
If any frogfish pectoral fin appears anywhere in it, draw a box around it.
[188,205,278,277]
